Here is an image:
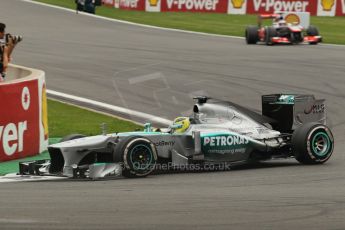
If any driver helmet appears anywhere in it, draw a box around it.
[173,117,191,133]
[278,19,287,26]
[274,15,283,22]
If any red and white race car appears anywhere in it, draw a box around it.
[245,14,322,45]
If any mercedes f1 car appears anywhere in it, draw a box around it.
[245,14,322,45]
[20,94,334,179]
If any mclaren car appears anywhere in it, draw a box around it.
[245,14,322,45]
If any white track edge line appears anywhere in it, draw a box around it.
[47,89,171,126]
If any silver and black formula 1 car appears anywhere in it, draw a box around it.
[20,94,334,179]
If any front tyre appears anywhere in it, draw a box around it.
[113,136,158,178]
[292,123,334,164]
[265,26,277,46]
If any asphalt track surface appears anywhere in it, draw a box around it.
[1,0,345,229]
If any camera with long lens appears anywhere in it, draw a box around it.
[6,33,23,45]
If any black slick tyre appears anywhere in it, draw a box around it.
[113,136,158,178]
[292,122,334,164]
[306,25,319,36]
[245,26,259,44]
[306,26,320,45]
[265,26,277,46]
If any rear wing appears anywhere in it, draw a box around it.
[257,13,281,27]
[262,94,326,133]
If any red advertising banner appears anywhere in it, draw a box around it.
[0,80,40,162]
[161,0,229,13]
[336,0,345,15]
[119,0,145,10]
[117,0,343,16]
[246,0,318,15]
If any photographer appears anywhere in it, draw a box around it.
[0,23,8,81]
[0,23,23,81]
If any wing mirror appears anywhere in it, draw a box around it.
[144,123,153,132]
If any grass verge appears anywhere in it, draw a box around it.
[48,99,141,137]
[0,99,142,175]
[35,0,345,45]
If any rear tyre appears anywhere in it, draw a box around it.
[245,26,259,44]
[307,25,319,36]
[113,136,158,178]
[292,123,334,164]
[59,134,86,143]
[306,25,320,45]
[265,26,277,46]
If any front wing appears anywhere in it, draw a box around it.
[271,35,322,44]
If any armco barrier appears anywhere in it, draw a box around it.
[104,0,345,16]
[0,64,48,162]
